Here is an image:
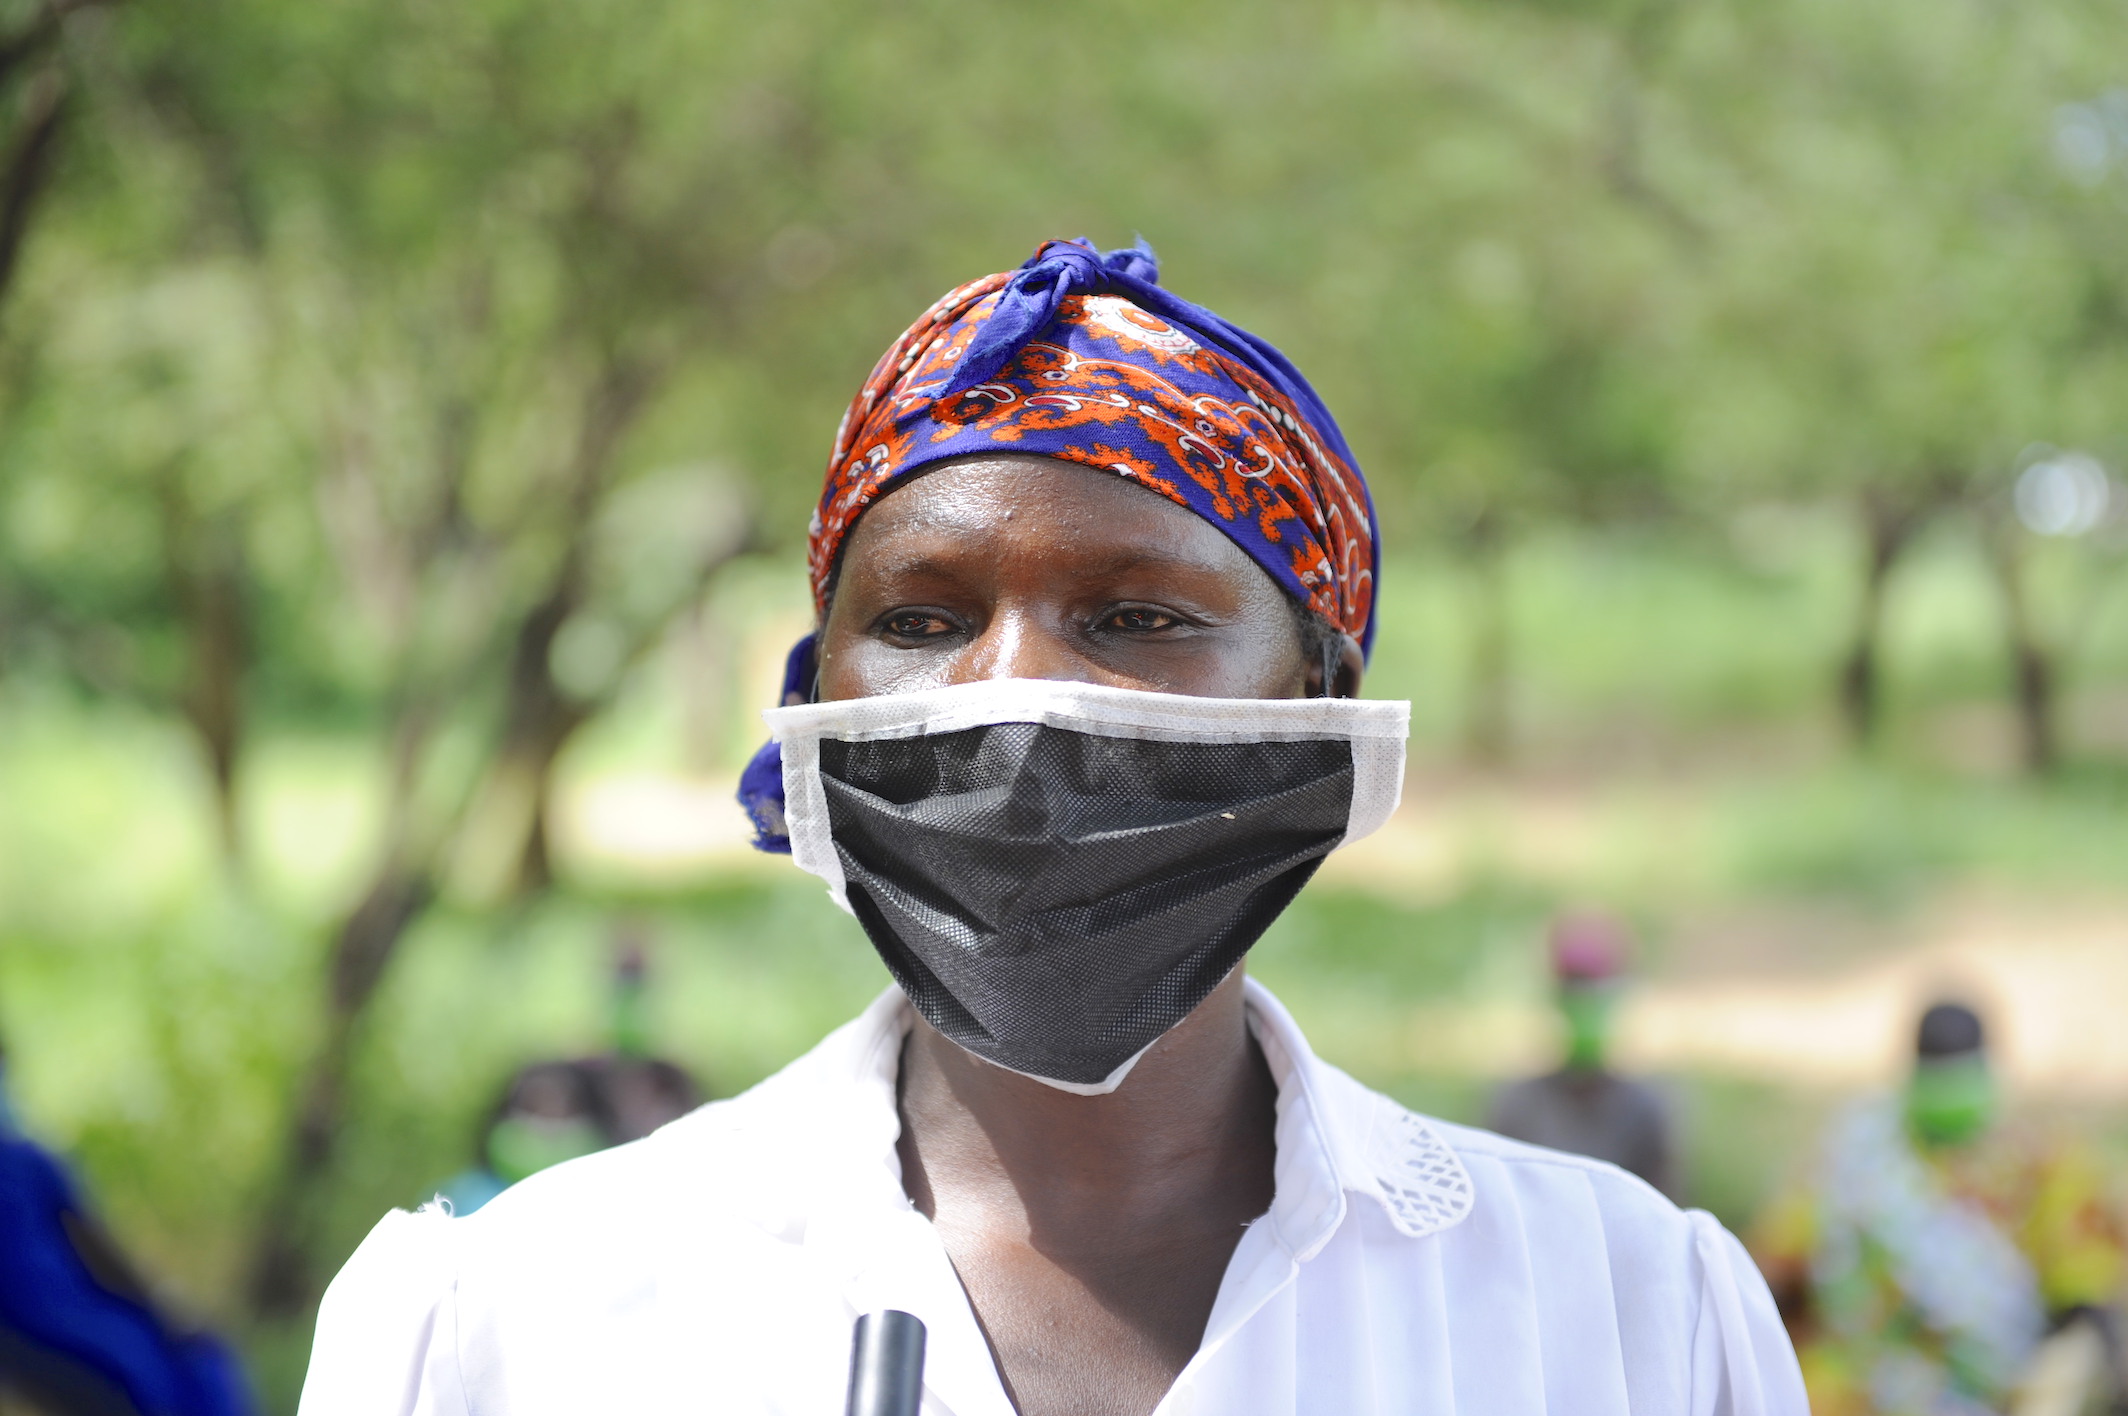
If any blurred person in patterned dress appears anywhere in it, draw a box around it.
[1753,1001,2127,1416]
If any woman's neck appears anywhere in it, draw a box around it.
[893,968,1278,1415]
[894,967,1277,1225]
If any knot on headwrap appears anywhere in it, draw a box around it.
[922,239,1364,485]
[941,239,1165,399]
[739,237,1379,851]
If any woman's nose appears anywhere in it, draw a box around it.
[958,610,1108,685]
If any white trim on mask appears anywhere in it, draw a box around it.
[765,677,1410,918]
[989,1033,1159,1096]
[929,960,1247,1096]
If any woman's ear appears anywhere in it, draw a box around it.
[1306,634,1366,699]
[1332,635,1365,698]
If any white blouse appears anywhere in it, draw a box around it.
[299,981,1806,1416]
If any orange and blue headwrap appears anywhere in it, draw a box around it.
[740,238,1379,851]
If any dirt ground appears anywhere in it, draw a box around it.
[1618,896,2128,1098]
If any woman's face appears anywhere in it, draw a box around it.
[818,455,1355,703]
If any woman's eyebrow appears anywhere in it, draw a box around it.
[1059,546,1242,582]
[840,550,974,587]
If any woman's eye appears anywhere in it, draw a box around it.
[1105,607,1179,633]
[882,612,956,639]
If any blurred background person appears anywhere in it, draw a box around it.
[435,933,702,1217]
[1753,1002,2126,1416]
[1486,911,1678,1198]
[0,1037,252,1416]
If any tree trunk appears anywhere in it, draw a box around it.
[1838,494,1919,746]
[494,585,585,895]
[245,342,680,1315]
[248,861,434,1317]
[507,704,590,898]
[250,689,445,1316]
[1464,513,1512,767]
[497,361,750,896]
[185,540,247,860]
[0,64,66,317]
[161,491,248,861]
[1985,521,2059,774]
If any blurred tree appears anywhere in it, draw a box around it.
[0,0,84,313]
[1975,75,2128,773]
[1647,0,2125,761]
[13,0,792,1312]
[1180,0,1697,765]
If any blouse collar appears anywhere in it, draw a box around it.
[768,977,1475,1258]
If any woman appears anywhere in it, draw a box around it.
[302,240,1804,1416]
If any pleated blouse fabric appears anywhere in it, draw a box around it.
[299,982,1806,1416]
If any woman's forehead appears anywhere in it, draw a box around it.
[837,455,1274,588]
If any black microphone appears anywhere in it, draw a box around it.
[844,1309,927,1416]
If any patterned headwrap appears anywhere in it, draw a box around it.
[739,238,1378,851]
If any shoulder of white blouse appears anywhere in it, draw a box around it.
[1422,1108,1806,1414]
[1297,1051,1694,1248]
[455,1089,801,1248]
[1432,1112,1674,1181]
[446,1007,892,1254]
[300,1204,464,1416]
[1430,1111,1697,1231]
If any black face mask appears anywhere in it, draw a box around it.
[769,680,1408,1092]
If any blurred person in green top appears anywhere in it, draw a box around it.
[1485,911,1678,1198]
[1754,1001,2127,1416]
[436,934,701,1216]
